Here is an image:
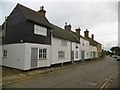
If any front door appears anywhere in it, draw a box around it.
[81,50,85,61]
[31,48,38,69]
[71,51,74,63]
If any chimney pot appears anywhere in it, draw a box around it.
[76,27,81,36]
[64,22,71,31]
[91,34,94,40]
[84,29,89,38]
[38,6,46,17]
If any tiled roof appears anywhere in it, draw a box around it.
[86,37,101,46]
[17,4,52,28]
[51,24,79,43]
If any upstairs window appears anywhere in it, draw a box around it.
[34,24,47,36]
[61,40,67,46]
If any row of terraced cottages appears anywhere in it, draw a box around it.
[1,4,102,70]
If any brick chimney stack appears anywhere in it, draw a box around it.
[84,29,89,38]
[38,6,46,17]
[64,22,71,32]
[75,27,81,36]
[91,34,94,40]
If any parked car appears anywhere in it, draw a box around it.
[112,55,117,58]
[117,55,120,61]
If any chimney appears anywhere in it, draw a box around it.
[38,6,46,17]
[84,29,89,38]
[75,27,81,36]
[64,22,71,31]
[91,34,94,40]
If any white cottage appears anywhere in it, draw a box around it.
[84,30,98,59]
[80,36,90,61]
[51,24,80,65]
[2,4,53,70]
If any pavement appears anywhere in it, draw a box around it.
[2,58,103,86]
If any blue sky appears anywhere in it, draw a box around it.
[0,0,119,50]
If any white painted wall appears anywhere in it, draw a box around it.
[72,42,81,61]
[2,44,26,70]
[51,37,71,64]
[2,43,51,70]
[24,43,51,70]
[90,45,97,58]
[80,38,90,59]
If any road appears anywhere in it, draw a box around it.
[3,56,119,88]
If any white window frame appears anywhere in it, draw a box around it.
[58,51,65,59]
[38,48,47,60]
[34,24,47,36]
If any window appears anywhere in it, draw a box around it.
[58,51,65,59]
[34,24,47,36]
[75,51,78,58]
[61,40,67,46]
[3,50,7,58]
[38,49,47,59]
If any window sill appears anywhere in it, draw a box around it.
[38,58,47,60]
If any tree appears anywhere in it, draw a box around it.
[110,46,120,55]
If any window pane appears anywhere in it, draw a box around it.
[43,54,46,59]
[39,49,42,53]
[43,49,46,53]
[39,54,42,58]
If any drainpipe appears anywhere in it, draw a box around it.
[50,29,52,66]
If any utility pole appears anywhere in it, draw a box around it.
[4,16,7,39]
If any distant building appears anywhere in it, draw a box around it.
[2,4,102,70]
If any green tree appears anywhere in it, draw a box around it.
[110,46,120,55]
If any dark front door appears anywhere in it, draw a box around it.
[71,51,74,63]
[31,48,38,69]
[81,50,85,61]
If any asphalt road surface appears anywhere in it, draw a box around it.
[3,56,119,88]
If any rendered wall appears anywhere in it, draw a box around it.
[2,43,25,70]
[72,42,81,61]
[51,37,71,64]
[24,43,51,70]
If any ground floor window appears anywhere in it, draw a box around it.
[3,50,7,58]
[58,51,65,59]
[38,48,47,59]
